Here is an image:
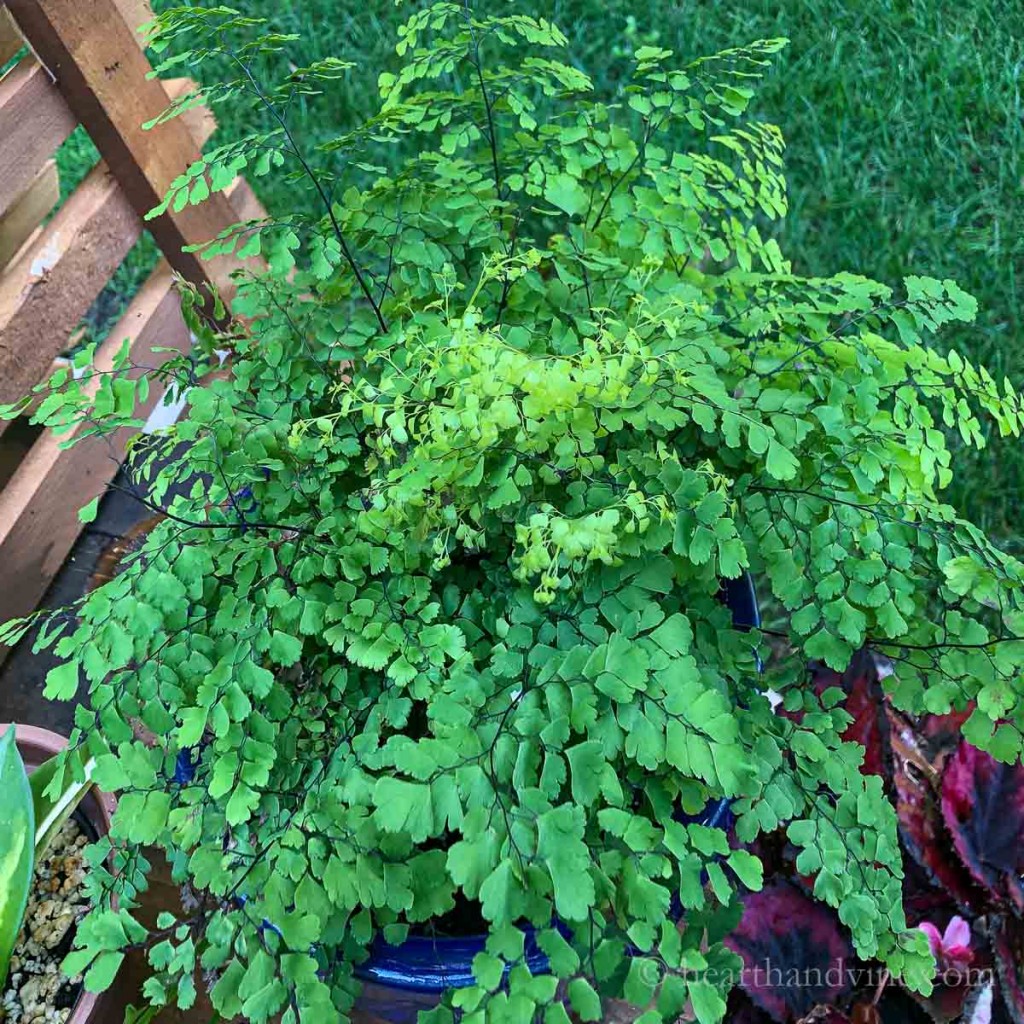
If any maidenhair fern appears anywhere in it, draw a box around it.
[4,3,1024,1022]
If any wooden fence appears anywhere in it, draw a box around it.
[0,0,263,657]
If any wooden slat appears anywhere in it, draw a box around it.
[6,0,244,301]
[0,77,218,272]
[0,160,59,268]
[0,7,23,66]
[115,0,152,38]
[0,161,142,414]
[25,173,261,409]
[0,58,77,218]
[0,260,188,653]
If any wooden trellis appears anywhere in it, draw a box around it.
[0,0,263,657]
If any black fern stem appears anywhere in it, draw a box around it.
[231,53,389,333]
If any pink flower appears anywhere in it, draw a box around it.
[919,916,973,971]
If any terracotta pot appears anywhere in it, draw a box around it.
[3,722,116,1024]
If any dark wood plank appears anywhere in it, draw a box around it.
[115,0,153,39]
[0,57,77,218]
[5,0,244,299]
[0,161,142,413]
[0,6,24,66]
[0,260,188,653]
[0,159,60,268]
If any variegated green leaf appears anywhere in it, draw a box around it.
[30,746,97,858]
[0,726,34,989]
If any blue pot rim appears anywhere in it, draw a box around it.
[356,574,760,993]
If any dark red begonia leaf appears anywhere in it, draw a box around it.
[919,707,974,765]
[894,738,987,916]
[809,650,891,781]
[901,852,963,923]
[877,987,941,1024]
[725,882,853,1023]
[729,991,777,1024]
[941,741,1024,913]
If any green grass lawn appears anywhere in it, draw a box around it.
[71,0,1024,540]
